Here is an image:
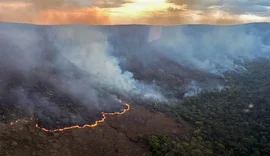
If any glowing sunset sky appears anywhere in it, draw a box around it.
[0,0,270,25]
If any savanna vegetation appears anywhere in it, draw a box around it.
[143,59,270,156]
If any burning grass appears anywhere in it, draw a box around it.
[35,103,130,132]
[9,103,130,132]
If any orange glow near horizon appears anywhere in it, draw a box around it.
[34,8,110,25]
[0,1,269,25]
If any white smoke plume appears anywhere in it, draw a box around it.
[51,25,165,101]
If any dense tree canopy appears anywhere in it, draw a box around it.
[144,59,270,156]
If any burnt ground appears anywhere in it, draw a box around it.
[0,29,127,130]
[0,46,191,155]
[0,103,190,156]
[0,28,223,131]
[0,25,223,155]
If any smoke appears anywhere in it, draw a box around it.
[183,79,224,98]
[0,23,166,127]
[183,80,202,98]
[0,25,112,127]
[148,24,270,75]
[53,26,136,91]
[2,22,270,126]
[96,24,270,98]
[50,25,165,101]
[138,24,270,97]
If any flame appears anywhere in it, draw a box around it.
[9,103,130,132]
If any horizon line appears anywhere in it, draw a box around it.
[1,21,270,27]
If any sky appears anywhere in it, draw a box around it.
[0,0,270,25]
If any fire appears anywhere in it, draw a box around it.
[9,103,130,132]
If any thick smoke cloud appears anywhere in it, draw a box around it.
[0,23,165,126]
[52,26,137,92]
[50,25,165,100]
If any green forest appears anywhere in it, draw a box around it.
[144,59,270,156]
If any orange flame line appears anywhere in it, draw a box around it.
[35,103,130,132]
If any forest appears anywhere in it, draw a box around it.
[143,58,270,156]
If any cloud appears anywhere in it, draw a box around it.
[35,8,110,25]
[0,0,131,9]
[167,0,219,9]
[138,8,265,25]
[167,0,270,9]
[167,0,270,16]
[167,6,187,12]
[91,0,131,8]
[0,1,111,24]
[141,0,270,25]
[167,0,199,6]
[0,0,270,25]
